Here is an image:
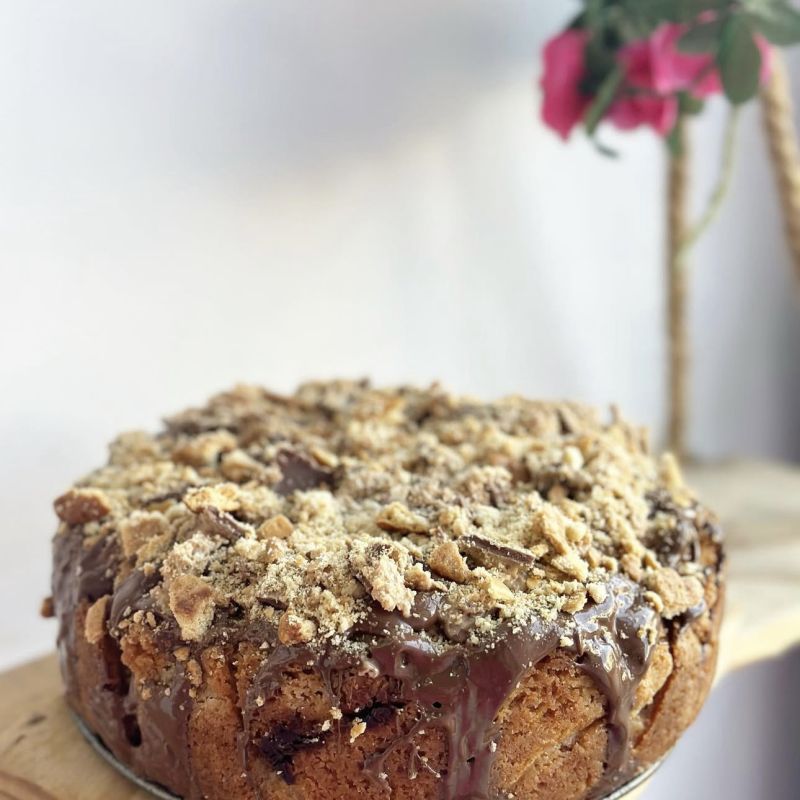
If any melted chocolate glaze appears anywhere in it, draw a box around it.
[78,533,121,602]
[54,525,714,800]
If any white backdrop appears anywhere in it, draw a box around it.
[1,2,798,796]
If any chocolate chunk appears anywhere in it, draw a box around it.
[274,450,335,496]
[197,506,247,541]
[557,409,574,434]
[363,703,397,730]
[459,534,535,567]
[258,724,326,784]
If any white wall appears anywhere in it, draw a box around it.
[0,2,797,795]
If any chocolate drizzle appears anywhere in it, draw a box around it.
[572,580,656,798]
[77,534,120,602]
[230,578,658,800]
[358,577,656,800]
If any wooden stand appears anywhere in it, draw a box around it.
[1,461,799,800]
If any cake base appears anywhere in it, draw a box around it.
[70,710,664,800]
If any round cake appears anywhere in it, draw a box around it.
[50,382,723,800]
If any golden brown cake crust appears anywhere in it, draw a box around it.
[50,381,724,800]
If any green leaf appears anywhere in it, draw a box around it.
[666,124,684,157]
[747,3,800,45]
[584,0,605,29]
[679,91,706,115]
[625,0,728,26]
[678,18,726,52]
[584,37,617,82]
[717,15,762,104]
[583,65,624,135]
[566,11,588,30]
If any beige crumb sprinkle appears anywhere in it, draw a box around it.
[278,612,317,645]
[563,446,584,470]
[233,534,267,561]
[168,574,216,641]
[184,483,241,513]
[118,510,168,557]
[257,514,294,539]
[54,488,112,525]
[659,453,683,490]
[551,551,589,582]
[428,541,471,583]
[172,430,237,467]
[643,590,665,615]
[561,590,587,614]
[351,542,415,616]
[587,582,608,604]
[530,506,570,555]
[349,719,367,743]
[644,568,704,619]
[83,595,111,645]
[58,381,719,655]
[474,572,515,604]
[376,502,430,534]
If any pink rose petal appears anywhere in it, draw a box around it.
[540,29,591,140]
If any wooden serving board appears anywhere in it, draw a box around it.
[1,460,799,800]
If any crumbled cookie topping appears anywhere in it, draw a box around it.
[54,381,718,650]
[84,595,111,644]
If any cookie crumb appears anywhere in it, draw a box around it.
[83,595,110,644]
[349,719,367,743]
[428,541,471,583]
[168,575,216,641]
[257,514,294,540]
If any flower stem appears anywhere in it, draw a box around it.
[680,108,740,256]
[666,108,740,460]
[667,116,690,460]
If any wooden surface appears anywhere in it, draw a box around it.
[686,460,800,676]
[0,655,150,800]
[1,460,799,800]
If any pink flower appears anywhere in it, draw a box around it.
[650,22,773,98]
[608,40,678,135]
[540,29,591,140]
